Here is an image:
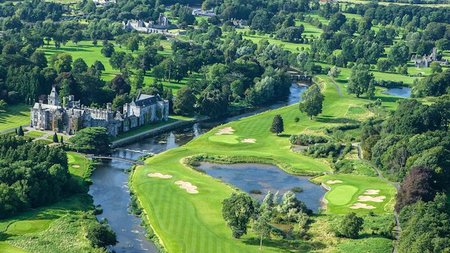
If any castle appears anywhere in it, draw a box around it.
[30,87,170,136]
[123,13,175,33]
[411,47,449,68]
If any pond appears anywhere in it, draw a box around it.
[88,83,308,252]
[196,162,326,212]
[385,87,411,98]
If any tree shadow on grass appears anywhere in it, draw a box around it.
[315,115,360,124]
[242,237,327,252]
[43,47,91,53]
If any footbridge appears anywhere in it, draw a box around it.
[86,155,145,165]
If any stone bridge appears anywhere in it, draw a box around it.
[86,155,145,165]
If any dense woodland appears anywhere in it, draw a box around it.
[0,136,72,218]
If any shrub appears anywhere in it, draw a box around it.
[289,134,328,145]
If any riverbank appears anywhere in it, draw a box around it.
[130,75,401,252]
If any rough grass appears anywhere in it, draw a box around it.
[0,153,98,253]
[0,104,30,132]
[132,75,399,252]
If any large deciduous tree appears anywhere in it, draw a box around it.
[222,193,255,239]
[173,87,196,116]
[299,84,324,119]
[70,127,110,154]
[347,64,374,98]
[335,212,364,238]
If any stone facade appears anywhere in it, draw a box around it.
[123,14,175,33]
[411,47,449,68]
[30,87,169,136]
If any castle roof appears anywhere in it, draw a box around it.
[132,93,162,107]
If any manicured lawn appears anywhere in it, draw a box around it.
[24,130,46,139]
[0,104,30,132]
[112,117,179,141]
[313,174,396,214]
[236,28,311,52]
[336,237,393,253]
[132,75,399,252]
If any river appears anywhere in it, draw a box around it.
[88,84,307,252]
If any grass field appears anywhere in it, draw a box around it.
[132,74,401,252]
[0,152,98,253]
[0,104,30,132]
[40,40,190,93]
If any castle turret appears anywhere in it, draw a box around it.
[48,87,60,106]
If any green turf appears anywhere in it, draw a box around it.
[326,185,359,205]
[0,243,27,253]
[112,117,179,141]
[0,104,30,132]
[336,237,393,253]
[313,174,396,214]
[132,75,400,252]
[208,134,240,144]
[24,130,46,139]
[236,28,311,52]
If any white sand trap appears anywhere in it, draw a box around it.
[175,180,198,194]
[358,195,386,202]
[72,164,80,168]
[364,189,380,195]
[148,173,173,179]
[241,138,256,143]
[216,127,235,135]
[350,203,376,209]
[326,180,343,185]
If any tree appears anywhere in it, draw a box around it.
[70,127,110,154]
[110,75,131,95]
[51,53,73,73]
[430,62,442,74]
[270,115,284,135]
[336,212,363,238]
[17,126,24,136]
[101,42,115,57]
[395,166,437,212]
[198,89,228,118]
[30,51,48,68]
[388,42,410,66]
[86,223,117,248]
[52,132,59,143]
[173,87,196,116]
[299,84,324,119]
[92,60,105,73]
[328,66,340,78]
[222,193,255,238]
[253,209,272,250]
[72,58,88,74]
[347,64,374,97]
[60,135,64,144]
[127,37,139,52]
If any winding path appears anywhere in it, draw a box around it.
[353,142,401,252]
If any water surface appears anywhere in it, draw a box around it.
[197,162,326,212]
[385,87,411,98]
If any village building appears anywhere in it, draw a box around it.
[411,47,449,68]
[192,8,216,17]
[30,87,169,136]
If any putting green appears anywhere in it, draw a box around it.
[7,220,52,235]
[326,185,358,205]
[208,135,239,144]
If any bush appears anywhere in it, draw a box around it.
[335,212,364,238]
[86,223,117,248]
[289,134,328,145]
[306,143,343,158]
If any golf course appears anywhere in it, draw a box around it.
[131,75,402,252]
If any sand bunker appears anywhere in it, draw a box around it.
[358,195,386,202]
[175,180,198,194]
[326,180,343,185]
[350,203,376,209]
[364,189,380,195]
[72,164,80,168]
[241,138,256,143]
[148,173,173,179]
[216,127,235,135]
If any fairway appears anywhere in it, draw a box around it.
[132,75,401,252]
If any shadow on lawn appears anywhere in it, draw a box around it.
[43,46,91,53]
[315,115,359,124]
[242,237,326,252]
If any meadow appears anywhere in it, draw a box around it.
[0,104,30,133]
[131,74,403,252]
